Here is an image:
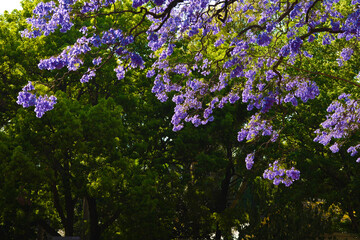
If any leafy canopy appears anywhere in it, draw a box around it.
[18,0,360,186]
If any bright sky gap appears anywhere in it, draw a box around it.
[0,0,23,13]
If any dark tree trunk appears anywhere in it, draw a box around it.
[214,146,234,240]
[87,196,102,240]
[63,163,75,236]
[215,223,222,240]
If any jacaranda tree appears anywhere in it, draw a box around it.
[17,0,360,185]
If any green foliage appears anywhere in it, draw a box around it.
[0,1,360,239]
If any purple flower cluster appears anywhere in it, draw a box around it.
[37,36,92,71]
[279,37,303,58]
[237,114,278,143]
[92,57,102,66]
[347,145,360,163]
[337,48,354,66]
[256,32,272,46]
[283,77,320,105]
[115,65,126,80]
[245,152,255,170]
[241,72,319,115]
[263,160,300,187]
[338,8,360,41]
[214,37,225,47]
[80,69,96,83]
[314,94,360,162]
[242,69,272,112]
[130,53,145,69]
[168,78,211,131]
[78,0,115,14]
[17,82,36,107]
[17,82,57,118]
[34,95,57,118]
[22,0,76,38]
[34,26,142,84]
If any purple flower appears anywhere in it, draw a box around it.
[256,32,272,46]
[331,20,340,31]
[148,32,158,42]
[261,96,275,113]
[322,35,332,45]
[245,152,255,170]
[290,4,301,19]
[22,81,35,92]
[214,38,225,47]
[289,37,303,54]
[315,94,360,161]
[286,168,300,180]
[79,26,88,34]
[340,48,353,62]
[279,45,290,57]
[329,143,340,153]
[17,91,37,108]
[80,69,96,83]
[230,65,244,78]
[90,35,101,47]
[35,95,57,118]
[114,65,126,80]
[266,70,276,81]
[130,53,144,69]
[17,82,57,118]
[229,93,240,104]
[153,0,165,6]
[266,23,275,32]
[172,95,184,104]
[146,69,156,78]
[17,82,37,108]
[132,0,149,8]
[172,124,184,131]
[308,35,315,42]
[203,107,213,119]
[303,51,313,58]
[263,161,300,186]
[237,129,247,142]
[347,146,358,156]
[338,93,351,100]
[92,57,102,66]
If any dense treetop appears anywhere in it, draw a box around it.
[17,0,360,186]
[1,1,360,239]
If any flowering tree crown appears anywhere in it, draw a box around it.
[19,0,360,186]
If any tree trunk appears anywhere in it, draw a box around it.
[87,196,102,240]
[214,146,234,240]
[62,158,75,236]
[215,223,222,240]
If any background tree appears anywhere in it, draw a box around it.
[1,0,360,239]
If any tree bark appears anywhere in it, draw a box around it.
[214,146,234,240]
[62,159,75,236]
[87,196,102,240]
